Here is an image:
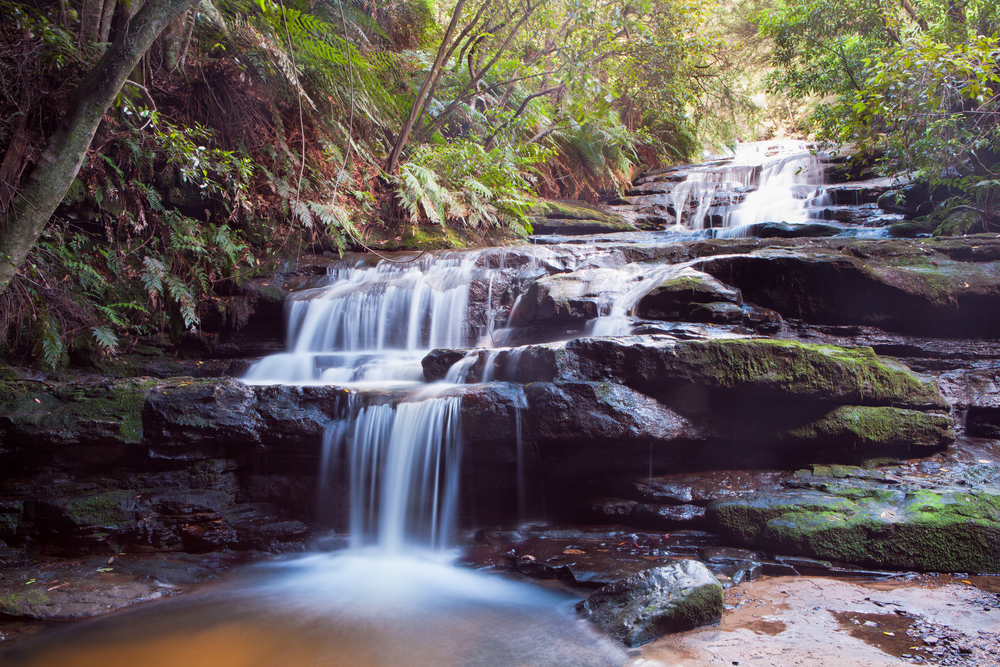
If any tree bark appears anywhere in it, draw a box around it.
[0,0,198,294]
[98,0,118,43]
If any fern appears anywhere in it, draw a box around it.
[91,326,119,353]
[34,314,64,370]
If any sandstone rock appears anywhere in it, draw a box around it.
[566,337,949,410]
[708,486,1000,573]
[529,200,635,235]
[635,268,742,322]
[692,241,1000,337]
[576,559,724,646]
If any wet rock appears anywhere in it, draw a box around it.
[877,184,929,216]
[566,337,949,410]
[511,264,646,325]
[523,381,701,449]
[634,268,742,321]
[821,178,896,206]
[576,559,724,646]
[0,377,362,555]
[531,218,637,235]
[887,220,938,238]
[588,499,707,530]
[693,239,1000,337]
[421,349,470,381]
[739,221,846,238]
[0,552,242,620]
[591,470,789,505]
[529,200,635,235]
[708,486,1000,573]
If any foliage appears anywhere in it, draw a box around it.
[394,140,550,235]
[818,19,1000,229]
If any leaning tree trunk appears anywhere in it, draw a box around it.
[0,0,197,295]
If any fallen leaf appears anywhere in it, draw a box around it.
[978,459,991,464]
[563,549,585,555]
[25,578,36,585]
[883,631,894,636]
[47,582,69,592]
[962,579,973,585]
[96,567,113,573]
[34,398,41,403]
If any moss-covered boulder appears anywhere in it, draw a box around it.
[0,377,156,447]
[708,486,1000,573]
[567,337,948,410]
[528,200,634,235]
[635,268,742,321]
[576,559,724,646]
[692,239,1000,336]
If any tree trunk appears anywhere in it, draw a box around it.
[79,0,103,46]
[0,0,198,295]
[385,0,470,175]
[98,0,118,43]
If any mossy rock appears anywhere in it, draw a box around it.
[64,490,136,529]
[635,268,742,321]
[0,590,52,617]
[708,487,1000,573]
[528,199,634,235]
[779,405,953,451]
[576,559,724,646]
[568,337,948,410]
[886,220,937,238]
[0,377,156,446]
[530,199,624,224]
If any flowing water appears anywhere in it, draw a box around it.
[661,140,831,235]
[5,249,628,667]
[3,141,849,666]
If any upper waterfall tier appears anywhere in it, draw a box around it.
[630,140,832,233]
[243,253,479,385]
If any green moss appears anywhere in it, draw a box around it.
[66,491,134,528]
[779,406,952,453]
[0,590,52,616]
[671,339,947,409]
[531,199,623,224]
[711,488,1000,572]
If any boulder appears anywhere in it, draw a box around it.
[708,486,1000,573]
[510,264,648,325]
[575,559,724,646]
[693,241,1000,336]
[634,268,742,321]
[566,337,949,410]
[529,200,635,235]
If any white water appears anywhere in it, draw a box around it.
[323,396,463,552]
[664,140,830,234]
[243,253,477,386]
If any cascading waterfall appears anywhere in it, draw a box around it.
[662,141,830,234]
[242,252,482,552]
[243,253,477,385]
[325,396,463,552]
[719,145,830,237]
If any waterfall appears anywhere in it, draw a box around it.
[657,140,830,234]
[243,253,478,385]
[321,396,463,552]
[244,252,481,552]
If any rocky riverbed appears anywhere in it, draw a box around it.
[3,145,1000,660]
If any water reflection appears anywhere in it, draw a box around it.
[3,551,628,667]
